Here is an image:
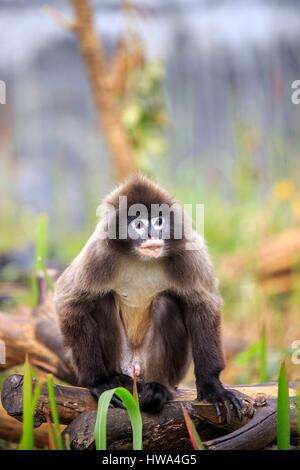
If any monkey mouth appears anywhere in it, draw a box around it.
[137,239,164,258]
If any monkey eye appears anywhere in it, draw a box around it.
[151,216,165,230]
[129,218,148,236]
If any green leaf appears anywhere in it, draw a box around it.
[122,104,142,129]
[32,379,43,413]
[181,405,205,450]
[46,375,64,450]
[94,387,143,450]
[277,361,291,450]
[259,325,267,383]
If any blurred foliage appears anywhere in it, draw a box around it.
[121,59,168,173]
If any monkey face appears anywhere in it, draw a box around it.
[102,175,191,257]
[128,215,166,258]
[106,201,189,259]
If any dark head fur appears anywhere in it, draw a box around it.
[100,174,191,258]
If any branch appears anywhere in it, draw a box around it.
[108,37,144,95]
[43,5,78,31]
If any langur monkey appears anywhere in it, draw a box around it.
[55,175,242,420]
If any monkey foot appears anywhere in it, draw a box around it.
[139,382,172,414]
[89,373,137,408]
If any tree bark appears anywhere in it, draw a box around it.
[0,402,52,449]
[2,374,96,426]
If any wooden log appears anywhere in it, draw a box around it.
[1,375,96,426]
[0,310,75,384]
[63,388,299,451]
[3,375,298,450]
[64,407,225,451]
[1,374,256,428]
[0,273,76,384]
[0,402,50,449]
[63,403,272,450]
[3,375,298,427]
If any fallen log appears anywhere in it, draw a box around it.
[0,402,51,449]
[0,309,74,383]
[2,374,97,426]
[62,385,299,450]
[2,375,299,450]
[64,407,224,451]
[0,273,76,384]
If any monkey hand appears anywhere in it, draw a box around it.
[89,373,136,408]
[139,382,172,414]
[197,377,243,424]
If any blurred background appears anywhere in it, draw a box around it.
[1,0,300,397]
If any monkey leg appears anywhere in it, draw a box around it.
[140,293,190,413]
[58,292,133,408]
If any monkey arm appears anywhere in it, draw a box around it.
[55,285,135,408]
[54,241,128,392]
[55,289,118,385]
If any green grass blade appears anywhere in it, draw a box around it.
[259,325,267,383]
[277,361,290,450]
[94,389,114,450]
[45,412,59,450]
[35,214,48,272]
[43,268,54,292]
[94,387,143,450]
[19,355,34,450]
[181,405,205,450]
[18,356,42,450]
[46,375,64,450]
[296,390,300,449]
[32,214,51,305]
[64,433,71,451]
[32,379,43,412]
